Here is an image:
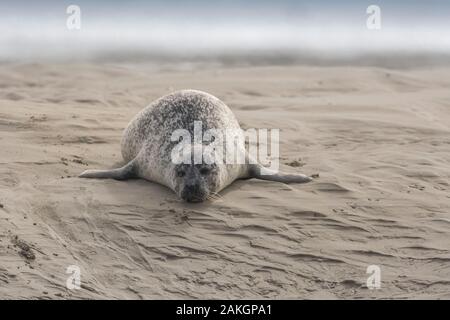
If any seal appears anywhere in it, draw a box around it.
[79,90,312,202]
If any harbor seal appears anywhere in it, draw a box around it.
[80,90,312,202]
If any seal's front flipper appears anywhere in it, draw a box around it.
[249,164,313,184]
[79,161,137,181]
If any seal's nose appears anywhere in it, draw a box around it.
[187,182,200,193]
[181,183,204,202]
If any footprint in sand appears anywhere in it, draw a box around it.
[0,171,20,188]
[314,182,351,192]
[58,135,107,145]
[11,235,36,261]
[239,104,268,111]
[285,159,306,167]
[4,92,24,101]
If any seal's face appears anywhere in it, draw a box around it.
[174,163,219,202]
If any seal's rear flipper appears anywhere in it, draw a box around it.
[79,161,137,181]
[249,164,313,184]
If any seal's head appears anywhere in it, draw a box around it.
[170,142,223,202]
[173,163,219,202]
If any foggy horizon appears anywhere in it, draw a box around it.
[1,0,450,62]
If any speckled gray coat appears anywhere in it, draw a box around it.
[121,90,248,191]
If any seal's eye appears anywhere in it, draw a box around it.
[200,168,210,175]
[177,171,185,177]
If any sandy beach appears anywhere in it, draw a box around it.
[0,62,449,299]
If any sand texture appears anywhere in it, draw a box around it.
[0,63,449,299]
